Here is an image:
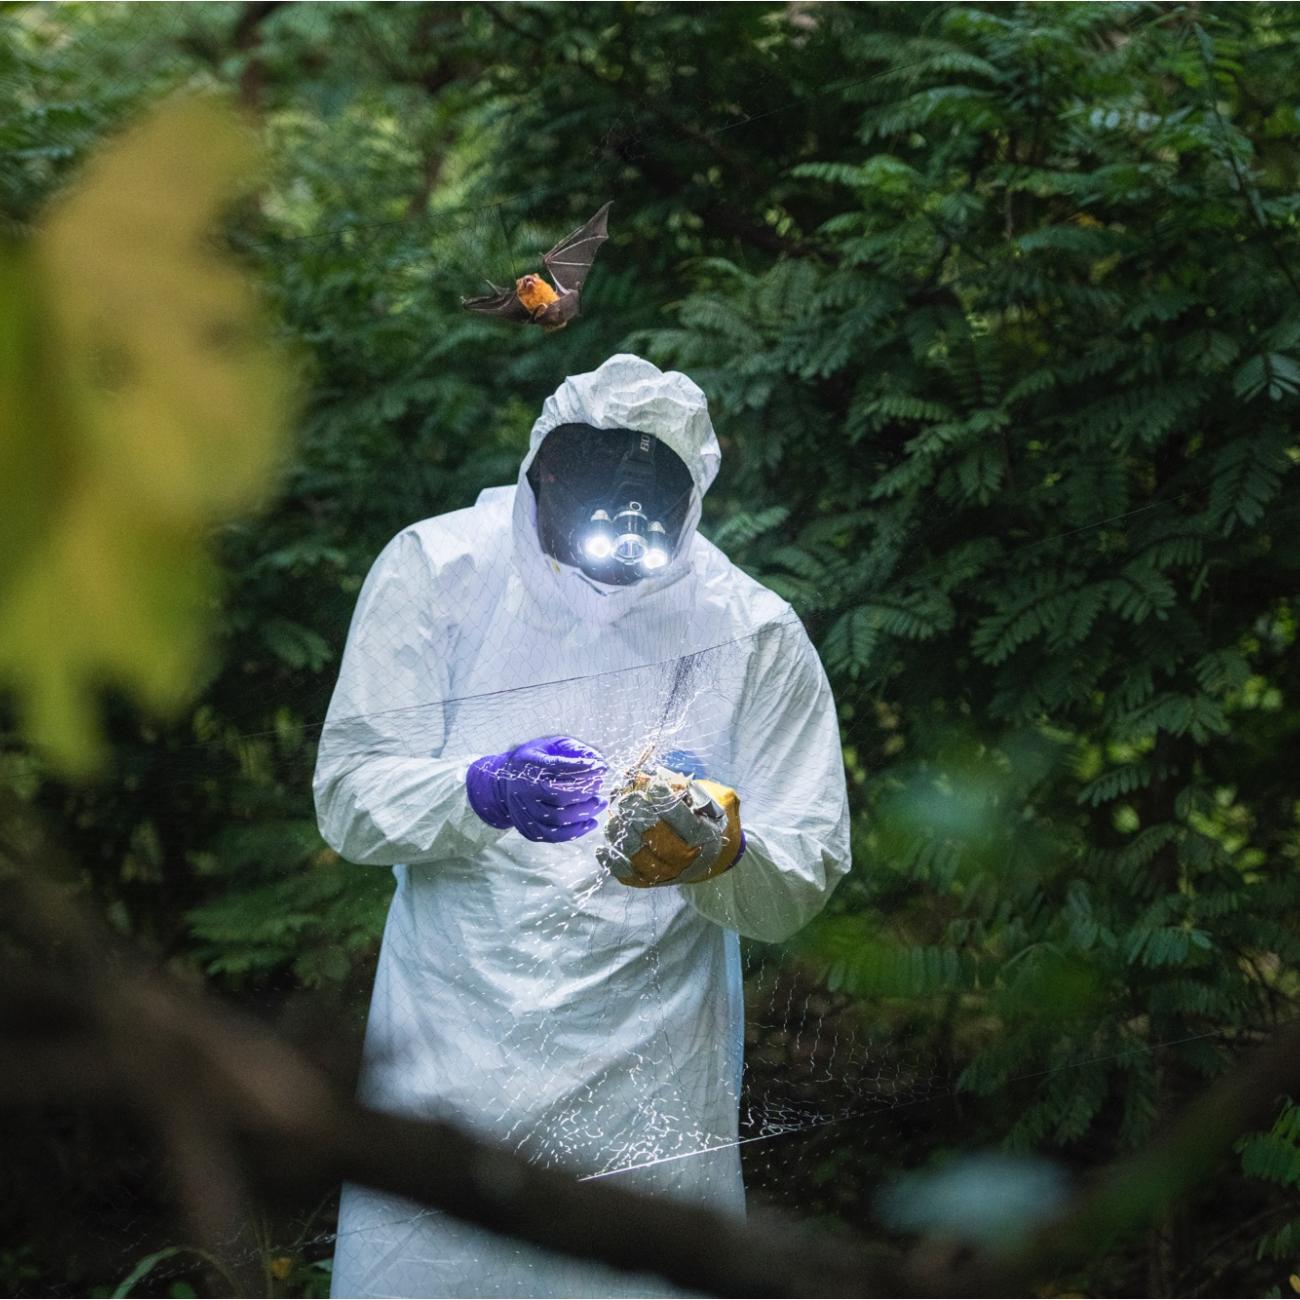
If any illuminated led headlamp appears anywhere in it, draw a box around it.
[583,501,670,574]
[575,427,677,577]
[642,521,669,571]
[583,510,615,560]
[612,501,647,563]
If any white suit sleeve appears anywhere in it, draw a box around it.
[313,529,510,865]
[687,615,851,942]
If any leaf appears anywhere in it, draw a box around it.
[113,1247,193,1299]
[0,96,296,773]
[708,505,790,550]
[824,606,882,678]
[41,96,293,521]
[1205,433,1292,536]
[261,617,333,670]
[1076,761,1153,807]
[1234,352,1300,402]
[0,246,64,607]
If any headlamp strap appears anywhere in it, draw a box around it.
[611,433,657,500]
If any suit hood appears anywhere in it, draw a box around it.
[509,353,720,624]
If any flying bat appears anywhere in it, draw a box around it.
[461,201,612,331]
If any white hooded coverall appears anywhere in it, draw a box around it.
[314,354,851,1298]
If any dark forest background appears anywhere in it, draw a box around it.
[4,2,1300,1296]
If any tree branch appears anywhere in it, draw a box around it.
[5,844,1300,1298]
[231,1,285,111]
[957,1017,1300,1295]
[0,866,895,1298]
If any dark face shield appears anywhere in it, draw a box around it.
[527,423,696,586]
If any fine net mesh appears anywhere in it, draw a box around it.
[12,458,1226,1300]
[319,630,943,1298]
[8,430,1230,1298]
[45,502,962,1296]
[305,488,881,1296]
[18,521,1218,1298]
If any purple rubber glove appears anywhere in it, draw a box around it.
[466,735,608,843]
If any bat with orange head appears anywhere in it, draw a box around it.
[461,201,612,331]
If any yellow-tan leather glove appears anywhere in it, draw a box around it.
[597,766,745,888]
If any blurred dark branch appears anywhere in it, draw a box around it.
[334,1102,881,1299]
[5,823,1300,1298]
[232,1,284,110]
[953,1015,1300,1296]
[0,859,889,1298]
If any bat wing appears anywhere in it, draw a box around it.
[461,282,533,323]
[542,201,612,296]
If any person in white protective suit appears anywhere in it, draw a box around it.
[314,353,851,1299]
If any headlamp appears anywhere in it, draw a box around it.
[530,424,693,585]
[642,522,669,571]
[612,501,649,564]
[583,510,615,560]
[584,502,669,575]
[581,432,676,576]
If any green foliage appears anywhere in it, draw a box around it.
[1238,1100,1300,1190]
[6,2,1300,1295]
[1238,1100,1300,1265]
[630,3,1300,1289]
[185,821,390,987]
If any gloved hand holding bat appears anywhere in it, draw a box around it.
[597,761,746,888]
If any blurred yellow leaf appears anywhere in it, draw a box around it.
[41,94,291,521]
[0,489,213,767]
[1289,1273,1300,1295]
[0,246,65,607]
[0,95,296,773]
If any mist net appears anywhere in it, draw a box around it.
[318,614,867,1298]
[43,392,1226,1299]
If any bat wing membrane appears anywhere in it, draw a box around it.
[461,285,533,322]
[543,200,612,296]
